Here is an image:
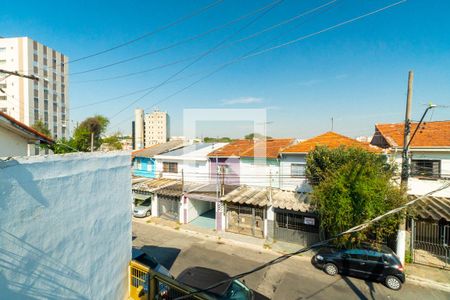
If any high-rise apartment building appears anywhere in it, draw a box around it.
[0,37,69,141]
[144,110,170,146]
[133,108,170,149]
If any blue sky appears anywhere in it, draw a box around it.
[3,0,450,138]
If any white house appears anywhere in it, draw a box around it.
[371,121,450,197]
[371,121,450,268]
[154,143,228,183]
[279,131,382,192]
[0,111,53,157]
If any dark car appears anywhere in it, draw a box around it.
[312,244,405,290]
[176,267,255,300]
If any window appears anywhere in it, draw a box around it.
[135,159,141,169]
[411,159,441,178]
[0,47,6,54]
[163,162,178,173]
[291,163,306,177]
[34,98,39,108]
[44,100,48,111]
[0,95,6,101]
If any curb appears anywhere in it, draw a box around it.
[406,275,450,292]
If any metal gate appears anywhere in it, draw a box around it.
[158,196,179,221]
[412,219,449,268]
[226,204,265,238]
[274,210,320,246]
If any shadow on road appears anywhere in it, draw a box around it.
[140,245,181,270]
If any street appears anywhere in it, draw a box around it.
[132,221,450,300]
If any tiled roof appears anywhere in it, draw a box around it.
[411,195,450,221]
[374,121,450,148]
[132,140,184,158]
[272,191,313,213]
[132,178,179,194]
[0,111,54,144]
[208,139,294,159]
[221,185,313,212]
[221,186,270,207]
[281,132,381,153]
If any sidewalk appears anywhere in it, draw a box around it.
[134,216,450,291]
[405,263,450,292]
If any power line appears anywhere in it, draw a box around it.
[175,180,450,299]
[65,0,224,66]
[108,0,285,121]
[110,0,340,129]
[69,0,289,76]
[112,0,405,130]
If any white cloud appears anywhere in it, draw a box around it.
[221,97,263,105]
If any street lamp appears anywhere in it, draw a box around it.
[401,103,437,185]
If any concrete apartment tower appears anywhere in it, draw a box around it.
[0,37,69,143]
[144,109,170,146]
[134,108,144,150]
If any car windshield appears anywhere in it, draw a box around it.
[140,198,151,206]
[218,280,252,300]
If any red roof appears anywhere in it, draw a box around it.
[0,111,54,144]
[208,139,294,159]
[281,132,381,153]
[374,121,450,148]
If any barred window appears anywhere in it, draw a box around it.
[163,162,178,173]
[411,160,440,178]
[291,163,306,177]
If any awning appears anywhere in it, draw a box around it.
[221,186,270,207]
[411,195,450,221]
[132,178,179,194]
[133,193,152,201]
[271,190,313,213]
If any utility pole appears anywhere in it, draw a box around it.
[181,169,184,193]
[90,132,94,152]
[401,71,413,187]
[397,71,413,265]
[220,165,225,196]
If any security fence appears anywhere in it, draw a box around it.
[412,219,449,268]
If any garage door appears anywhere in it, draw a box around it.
[158,196,179,221]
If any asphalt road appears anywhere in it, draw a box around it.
[132,221,450,300]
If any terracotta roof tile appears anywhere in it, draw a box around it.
[281,132,381,153]
[207,139,294,159]
[0,111,54,144]
[374,121,450,148]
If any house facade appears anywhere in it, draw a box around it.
[0,111,53,157]
[154,143,228,183]
[279,131,381,192]
[371,121,450,268]
[131,140,183,178]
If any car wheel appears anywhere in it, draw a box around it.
[323,263,338,276]
[385,275,402,290]
[146,210,151,217]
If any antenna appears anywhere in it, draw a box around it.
[331,117,334,131]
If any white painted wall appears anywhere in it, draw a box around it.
[0,152,132,299]
[279,154,311,192]
[0,126,30,157]
[391,150,450,197]
[155,159,210,183]
[240,159,280,188]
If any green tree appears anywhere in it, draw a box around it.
[72,115,110,151]
[31,120,52,138]
[101,135,123,150]
[204,137,233,143]
[306,146,405,245]
[244,133,272,140]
